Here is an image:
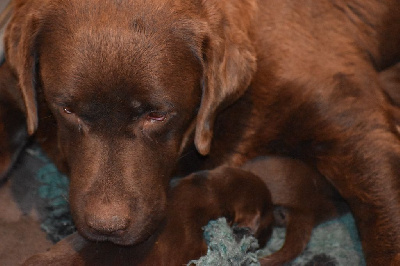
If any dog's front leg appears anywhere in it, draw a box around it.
[311,72,400,265]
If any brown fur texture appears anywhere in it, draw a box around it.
[23,166,274,266]
[380,62,400,107]
[379,62,400,128]
[1,0,400,264]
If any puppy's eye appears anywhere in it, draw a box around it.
[63,107,73,114]
[147,111,166,122]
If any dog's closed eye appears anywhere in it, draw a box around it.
[59,107,83,132]
[63,107,73,114]
[147,111,167,122]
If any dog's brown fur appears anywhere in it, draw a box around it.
[380,62,400,129]
[24,166,274,266]
[1,0,400,264]
[380,62,400,106]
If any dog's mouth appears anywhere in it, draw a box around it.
[80,222,159,246]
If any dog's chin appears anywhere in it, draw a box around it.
[76,219,163,246]
[78,228,154,246]
[109,232,154,246]
[111,228,158,246]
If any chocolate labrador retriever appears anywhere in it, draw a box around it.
[24,166,274,266]
[1,0,400,264]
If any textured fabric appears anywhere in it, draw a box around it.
[189,218,260,266]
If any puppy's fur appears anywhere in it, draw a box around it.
[24,166,274,266]
[1,0,400,264]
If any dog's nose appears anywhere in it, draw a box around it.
[86,213,130,235]
[85,204,131,235]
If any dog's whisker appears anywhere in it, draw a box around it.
[178,150,195,160]
[39,115,54,120]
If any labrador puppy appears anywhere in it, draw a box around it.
[23,166,274,266]
[1,0,400,264]
[242,156,348,265]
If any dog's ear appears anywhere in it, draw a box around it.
[193,1,257,155]
[3,1,45,135]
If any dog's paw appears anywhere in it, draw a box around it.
[0,152,12,181]
[23,252,78,266]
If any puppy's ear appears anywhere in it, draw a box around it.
[234,210,261,235]
[4,1,45,135]
[194,1,257,155]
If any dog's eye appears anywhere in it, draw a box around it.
[147,111,166,122]
[63,107,73,114]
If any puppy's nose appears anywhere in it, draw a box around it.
[85,204,130,235]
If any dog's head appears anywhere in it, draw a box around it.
[5,0,257,245]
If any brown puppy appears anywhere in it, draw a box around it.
[242,156,347,266]
[1,0,400,264]
[23,166,274,266]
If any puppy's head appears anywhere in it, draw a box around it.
[171,166,273,247]
[5,0,256,245]
[210,167,274,246]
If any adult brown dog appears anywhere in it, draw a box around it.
[1,0,400,264]
[24,166,274,266]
